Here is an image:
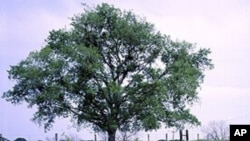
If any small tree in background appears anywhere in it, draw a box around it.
[99,131,108,141]
[116,122,139,141]
[3,3,213,141]
[116,130,138,141]
[202,120,229,141]
[60,133,82,141]
[14,138,27,141]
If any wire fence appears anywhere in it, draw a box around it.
[0,131,229,141]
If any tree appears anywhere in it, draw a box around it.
[0,136,10,141]
[202,120,229,141]
[14,138,27,141]
[115,121,139,141]
[116,129,138,141]
[116,130,137,141]
[99,131,108,141]
[60,133,82,141]
[2,3,213,141]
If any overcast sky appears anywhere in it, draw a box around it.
[0,0,250,141]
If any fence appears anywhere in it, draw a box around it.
[0,131,229,141]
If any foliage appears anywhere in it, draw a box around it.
[116,121,139,141]
[193,140,229,141]
[133,137,140,141]
[157,139,166,141]
[0,136,10,141]
[99,131,108,141]
[100,129,138,141]
[2,3,213,141]
[201,120,229,141]
[14,138,27,141]
[60,133,81,141]
[116,129,138,141]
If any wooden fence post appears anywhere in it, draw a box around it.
[180,130,183,141]
[94,134,97,141]
[55,133,58,141]
[172,130,175,140]
[147,134,150,141]
[165,133,168,141]
[179,130,189,141]
[186,130,189,141]
[197,133,199,140]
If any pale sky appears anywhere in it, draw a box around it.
[0,0,250,141]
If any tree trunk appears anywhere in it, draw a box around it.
[108,130,116,141]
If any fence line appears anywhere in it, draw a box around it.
[0,131,228,141]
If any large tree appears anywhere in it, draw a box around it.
[2,3,213,141]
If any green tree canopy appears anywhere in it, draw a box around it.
[3,3,213,141]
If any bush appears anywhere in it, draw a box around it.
[14,138,27,141]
